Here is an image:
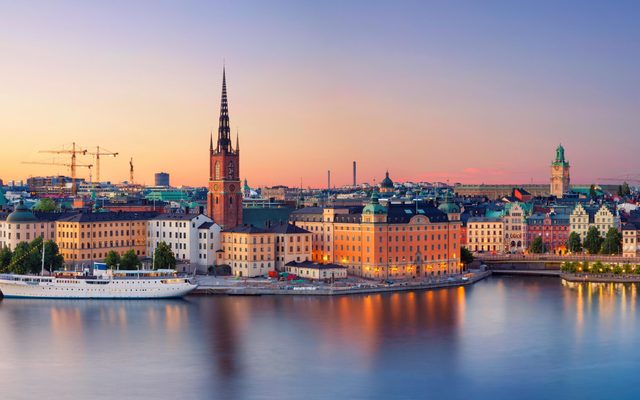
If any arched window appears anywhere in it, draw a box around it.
[230,196,233,204]
[214,162,221,180]
[215,196,219,204]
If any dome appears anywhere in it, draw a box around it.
[7,202,38,223]
[380,170,394,189]
[362,190,387,215]
[438,192,460,214]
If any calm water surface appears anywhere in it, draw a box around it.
[1,276,640,400]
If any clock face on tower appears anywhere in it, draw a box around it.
[229,184,235,192]
[554,166,560,171]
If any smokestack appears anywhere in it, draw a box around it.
[353,161,356,187]
[327,170,331,193]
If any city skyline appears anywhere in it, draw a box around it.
[2,1,640,187]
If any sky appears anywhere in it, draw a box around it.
[1,1,639,188]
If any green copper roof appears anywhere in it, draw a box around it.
[363,190,387,215]
[438,192,460,214]
[552,144,569,166]
[6,202,38,223]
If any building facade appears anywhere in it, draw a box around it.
[146,214,221,272]
[55,212,157,265]
[622,222,640,258]
[502,203,530,253]
[284,261,348,281]
[290,192,462,279]
[570,203,619,240]
[219,223,312,278]
[526,212,570,254]
[466,217,504,253]
[207,68,243,230]
[550,144,570,198]
[0,203,58,250]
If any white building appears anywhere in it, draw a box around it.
[147,214,221,273]
[0,203,57,250]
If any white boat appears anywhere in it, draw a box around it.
[0,264,198,299]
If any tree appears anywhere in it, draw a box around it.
[460,247,474,266]
[600,227,622,255]
[583,226,603,254]
[104,250,121,269]
[119,249,141,270]
[528,236,545,254]
[32,198,59,212]
[561,261,577,273]
[566,232,582,253]
[153,242,176,270]
[0,247,12,273]
[9,242,31,274]
[39,240,64,273]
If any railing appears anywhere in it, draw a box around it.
[476,254,640,263]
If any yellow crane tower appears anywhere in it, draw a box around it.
[35,142,88,196]
[129,157,134,184]
[87,146,118,183]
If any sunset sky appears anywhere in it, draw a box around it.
[1,1,639,188]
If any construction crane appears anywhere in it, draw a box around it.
[37,142,88,196]
[129,157,134,184]
[22,161,93,196]
[86,146,118,183]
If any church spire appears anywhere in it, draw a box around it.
[236,129,240,152]
[216,66,232,153]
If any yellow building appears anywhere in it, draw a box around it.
[285,261,347,280]
[570,203,619,240]
[56,212,157,266]
[271,223,312,270]
[622,223,640,258]
[218,223,312,277]
[219,225,276,277]
[466,217,504,253]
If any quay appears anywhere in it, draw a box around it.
[190,270,492,296]
[560,273,640,284]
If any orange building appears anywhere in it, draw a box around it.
[56,212,158,266]
[290,191,462,279]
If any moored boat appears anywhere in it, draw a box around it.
[0,264,197,299]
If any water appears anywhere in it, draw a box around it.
[1,276,640,400]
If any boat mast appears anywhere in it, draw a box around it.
[41,240,45,276]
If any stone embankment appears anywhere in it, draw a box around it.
[191,270,492,297]
[560,273,640,284]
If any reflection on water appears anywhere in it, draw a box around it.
[2,277,640,400]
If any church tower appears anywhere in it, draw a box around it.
[550,144,570,198]
[207,68,243,229]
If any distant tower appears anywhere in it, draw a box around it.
[207,67,242,229]
[550,144,570,198]
[155,172,170,187]
[353,161,357,187]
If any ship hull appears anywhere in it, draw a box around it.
[0,276,197,299]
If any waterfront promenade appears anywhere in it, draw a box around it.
[192,270,491,296]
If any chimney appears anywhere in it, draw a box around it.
[353,161,356,187]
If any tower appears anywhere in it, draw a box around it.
[550,144,570,198]
[207,68,243,229]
